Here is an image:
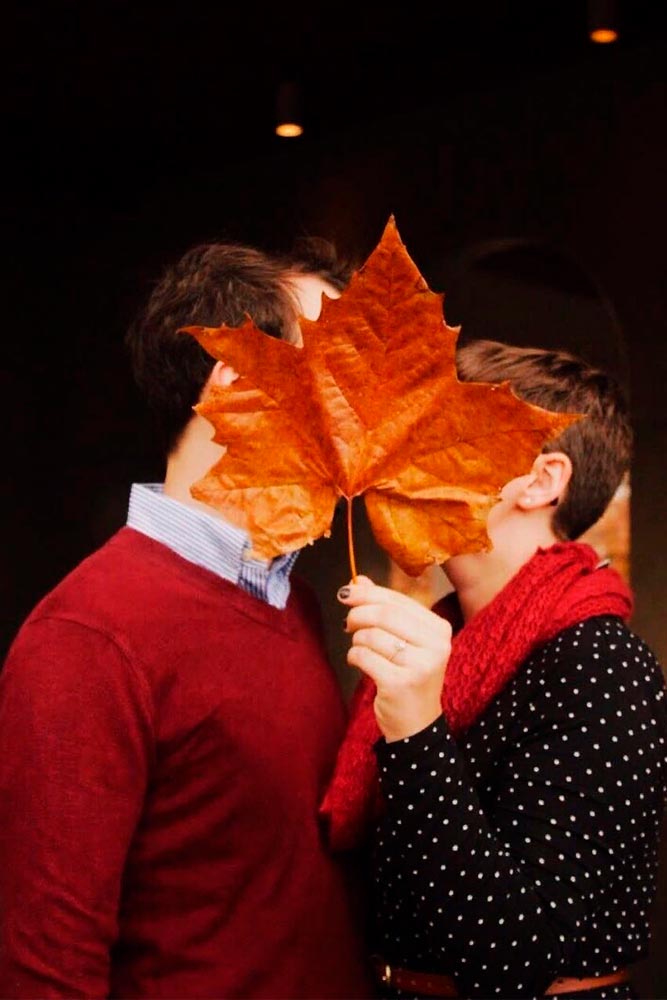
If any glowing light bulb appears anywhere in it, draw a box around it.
[590,27,618,43]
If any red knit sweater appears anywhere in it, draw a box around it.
[0,528,373,999]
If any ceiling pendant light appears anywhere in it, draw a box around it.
[275,81,304,138]
[589,0,619,43]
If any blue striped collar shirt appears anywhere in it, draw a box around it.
[126,483,298,610]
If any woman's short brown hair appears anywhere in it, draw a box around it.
[456,339,633,540]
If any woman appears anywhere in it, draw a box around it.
[322,341,667,999]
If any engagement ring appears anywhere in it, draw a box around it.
[389,638,407,662]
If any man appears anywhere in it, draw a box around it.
[0,239,374,998]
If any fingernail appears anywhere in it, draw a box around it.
[337,586,351,601]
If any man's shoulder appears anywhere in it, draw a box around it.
[16,527,195,645]
[288,570,321,607]
[288,570,333,631]
[31,527,164,607]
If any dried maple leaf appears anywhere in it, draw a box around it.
[183,218,579,576]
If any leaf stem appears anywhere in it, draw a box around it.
[346,496,358,583]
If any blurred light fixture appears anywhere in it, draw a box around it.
[275,81,303,137]
[588,0,619,43]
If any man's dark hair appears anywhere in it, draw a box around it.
[456,339,632,540]
[279,236,353,293]
[126,237,352,455]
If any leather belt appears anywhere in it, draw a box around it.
[373,957,629,997]
[545,971,629,996]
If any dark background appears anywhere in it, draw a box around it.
[3,1,667,994]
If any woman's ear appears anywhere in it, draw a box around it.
[517,451,572,511]
[200,361,239,401]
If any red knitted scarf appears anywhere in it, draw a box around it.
[319,541,633,851]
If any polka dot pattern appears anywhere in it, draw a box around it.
[372,617,667,999]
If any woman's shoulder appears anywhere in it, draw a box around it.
[523,615,667,724]
[539,615,660,674]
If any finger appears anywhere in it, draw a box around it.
[347,642,401,687]
[345,603,427,646]
[336,575,375,603]
[346,602,451,648]
[352,627,412,664]
[339,576,447,623]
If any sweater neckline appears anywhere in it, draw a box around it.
[111,527,303,638]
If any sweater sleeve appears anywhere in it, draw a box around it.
[373,625,667,998]
[0,616,153,999]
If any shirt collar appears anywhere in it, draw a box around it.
[126,483,298,609]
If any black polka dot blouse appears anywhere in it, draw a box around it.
[372,617,667,1000]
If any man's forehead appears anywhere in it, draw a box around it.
[289,273,341,321]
